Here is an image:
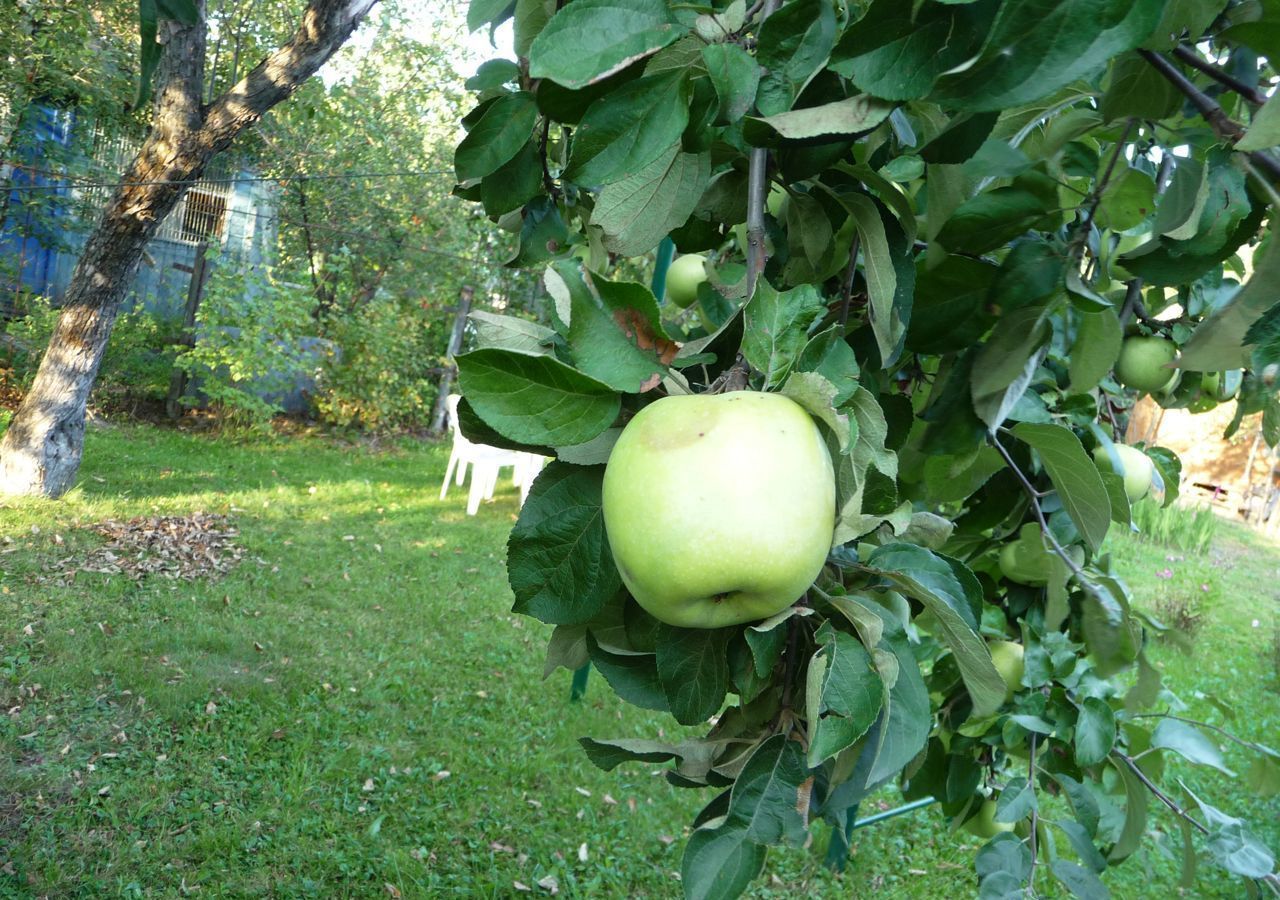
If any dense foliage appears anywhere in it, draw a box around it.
[455,1,1280,897]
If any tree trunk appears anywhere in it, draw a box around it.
[0,0,378,497]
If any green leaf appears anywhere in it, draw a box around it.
[543,623,589,677]
[1179,225,1280,371]
[566,71,690,185]
[755,0,837,116]
[1053,773,1102,837]
[929,0,1165,111]
[1151,158,1207,238]
[743,95,894,144]
[1145,446,1182,506]
[971,306,1050,430]
[906,255,999,354]
[805,627,884,765]
[507,196,571,268]
[830,0,991,100]
[1096,167,1157,232]
[1109,758,1148,861]
[1074,697,1116,767]
[861,629,931,788]
[594,143,711,257]
[469,310,557,356]
[579,736,681,770]
[1143,0,1226,49]
[1245,301,1280,372]
[528,0,684,89]
[585,633,668,711]
[136,0,161,108]
[782,371,851,453]
[481,140,544,216]
[1012,422,1111,551]
[1099,52,1180,122]
[457,348,619,446]
[936,188,1049,255]
[155,0,199,24]
[655,625,731,725]
[727,734,811,845]
[796,327,860,406]
[468,0,513,32]
[455,92,538,182]
[681,821,766,900]
[1050,860,1111,900]
[1182,783,1277,879]
[1151,719,1235,775]
[514,0,557,58]
[842,194,903,367]
[742,280,826,389]
[864,545,1006,718]
[976,834,1033,897]
[702,43,760,125]
[994,776,1037,823]
[1069,308,1124,393]
[552,264,675,393]
[507,463,621,624]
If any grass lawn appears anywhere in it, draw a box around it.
[0,420,1276,898]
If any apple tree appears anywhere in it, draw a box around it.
[453,1,1280,895]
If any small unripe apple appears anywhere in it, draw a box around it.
[963,799,1016,839]
[1200,371,1220,397]
[988,640,1025,700]
[1115,336,1177,393]
[998,541,1049,587]
[665,254,708,309]
[602,392,836,629]
[1092,443,1154,502]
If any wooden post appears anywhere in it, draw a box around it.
[166,239,211,419]
[429,284,474,436]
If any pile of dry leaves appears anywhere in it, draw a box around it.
[76,513,246,580]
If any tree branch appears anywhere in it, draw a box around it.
[744,0,781,298]
[1172,45,1268,106]
[200,0,379,153]
[839,233,861,329]
[1138,49,1280,183]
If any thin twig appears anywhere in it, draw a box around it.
[1172,45,1269,106]
[1027,734,1040,895]
[991,434,1090,584]
[1115,753,1208,834]
[1130,712,1277,755]
[839,234,861,329]
[1072,119,1134,259]
[1139,49,1280,183]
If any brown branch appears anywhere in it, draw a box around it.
[1138,49,1280,183]
[744,0,781,297]
[1027,734,1040,893]
[1072,119,1134,258]
[1172,45,1268,106]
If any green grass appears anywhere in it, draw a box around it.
[0,422,1276,898]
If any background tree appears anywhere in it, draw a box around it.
[0,0,379,497]
[455,1,1280,897]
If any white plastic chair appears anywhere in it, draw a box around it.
[440,395,546,514]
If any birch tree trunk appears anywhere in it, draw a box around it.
[0,0,378,497]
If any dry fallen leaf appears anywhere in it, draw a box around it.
[536,875,559,895]
[513,882,532,893]
[362,778,375,792]
[577,843,588,863]
[384,884,401,898]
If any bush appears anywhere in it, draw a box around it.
[1,295,179,409]
[314,297,444,431]
[174,263,314,431]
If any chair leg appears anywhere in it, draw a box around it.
[467,463,490,516]
[456,459,468,487]
[440,450,458,500]
[484,466,500,500]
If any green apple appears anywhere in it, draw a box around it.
[998,541,1050,587]
[963,799,1016,839]
[1115,335,1178,393]
[1200,371,1221,397]
[988,640,1025,700]
[1092,443,1154,502]
[666,254,708,309]
[602,392,836,629]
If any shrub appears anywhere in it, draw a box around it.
[1,295,179,409]
[174,263,314,431]
[314,297,444,431]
